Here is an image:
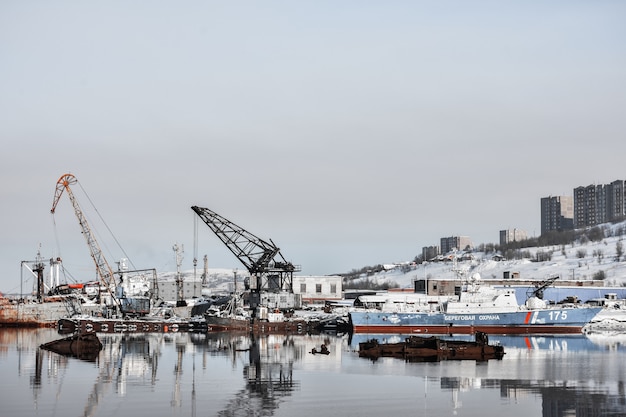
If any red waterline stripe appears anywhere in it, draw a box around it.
[524,311,532,324]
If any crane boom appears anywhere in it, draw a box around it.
[51,173,118,297]
[528,275,559,300]
[191,205,298,293]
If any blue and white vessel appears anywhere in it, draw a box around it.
[349,274,602,335]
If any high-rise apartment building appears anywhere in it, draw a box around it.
[540,196,574,235]
[572,181,626,228]
[440,236,472,254]
[548,180,626,230]
[607,180,626,222]
[574,184,607,228]
[421,245,440,261]
[499,229,528,245]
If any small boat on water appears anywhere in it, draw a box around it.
[311,344,330,355]
[349,274,603,335]
[40,332,103,361]
[358,331,504,362]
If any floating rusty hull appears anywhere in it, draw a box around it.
[40,332,103,361]
[358,332,505,362]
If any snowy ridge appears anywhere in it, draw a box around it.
[352,223,626,289]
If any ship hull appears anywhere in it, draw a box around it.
[57,317,207,334]
[40,333,103,361]
[206,315,251,332]
[0,301,103,327]
[349,307,603,335]
[206,315,311,334]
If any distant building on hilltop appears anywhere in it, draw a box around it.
[540,196,574,235]
[607,180,626,221]
[421,245,440,261]
[440,236,472,254]
[574,184,606,228]
[499,229,527,245]
[574,180,626,228]
[541,180,626,234]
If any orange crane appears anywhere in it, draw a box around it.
[51,173,121,311]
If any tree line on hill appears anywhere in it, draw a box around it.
[480,223,625,264]
[341,221,626,285]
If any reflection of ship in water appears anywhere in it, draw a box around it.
[439,377,626,417]
[88,332,246,414]
[349,332,626,353]
[27,331,195,414]
[74,333,164,416]
[10,329,626,416]
[32,329,310,416]
[93,332,307,416]
[217,333,303,416]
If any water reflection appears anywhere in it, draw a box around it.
[502,378,626,417]
[217,333,301,416]
[96,332,310,416]
[349,332,626,417]
[347,332,626,352]
[431,376,626,416]
[1,329,625,417]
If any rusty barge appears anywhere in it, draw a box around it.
[358,331,505,362]
[205,314,312,334]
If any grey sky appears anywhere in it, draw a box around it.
[1,1,625,290]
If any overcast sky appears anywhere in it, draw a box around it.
[1,1,625,292]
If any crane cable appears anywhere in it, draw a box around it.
[72,180,125,313]
[77,180,137,271]
[51,211,62,265]
[193,214,198,279]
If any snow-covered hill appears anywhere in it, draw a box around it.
[166,221,626,293]
[157,268,243,294]
[347,222,626,289]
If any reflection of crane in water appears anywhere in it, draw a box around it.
[217,334,301,416]
[81,334,162,417]
[171,338,186,408]
[80,333,226,417]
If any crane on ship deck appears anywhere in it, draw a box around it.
[191,205,301,312]
[527,275,560,300]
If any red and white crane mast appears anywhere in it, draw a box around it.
[51,173,119,307]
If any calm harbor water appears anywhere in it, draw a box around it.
[1,328,625,417]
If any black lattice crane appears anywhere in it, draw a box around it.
[191,206,300,295]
